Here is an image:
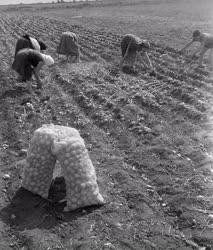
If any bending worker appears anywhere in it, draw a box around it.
[57,31,80,63]
[120,34,154,71]
[12,48,54,92]
[180,30,213,69]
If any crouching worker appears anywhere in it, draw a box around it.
[120,34,154,72]
[15,34,47,56]
[57,31,80,63]
[12,48,54,92]
[180,30,213,69]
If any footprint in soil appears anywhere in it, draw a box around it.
[108,66,120,77]
[149,70,157,77]
[1,86,30,99]
[122,66,139,75]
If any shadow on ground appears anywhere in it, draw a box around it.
[122,65,139,75]
[0,86,30,99]
[0,177,102,231]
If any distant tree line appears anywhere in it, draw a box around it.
[55,0,94,3]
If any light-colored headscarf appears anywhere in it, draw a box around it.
[41,54,55,66]
[141,40,150,49]
[30,37,41,51]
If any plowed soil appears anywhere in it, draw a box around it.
[0,1,213,249]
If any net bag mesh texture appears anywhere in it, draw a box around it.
[22,124,104,211]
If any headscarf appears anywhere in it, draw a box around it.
[41,54,54,66]
[38,41,47,50]
[29,37,41,51]
[141,40,150,49]
[193,30,201,40]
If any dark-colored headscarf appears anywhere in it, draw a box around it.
[38,41,47,50]
[22,34,47,50]
[193,30,201,40]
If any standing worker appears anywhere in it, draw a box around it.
[180,30,213,69]
[12,48,54,92]
[57,31,80,63]
[120,34,154,71]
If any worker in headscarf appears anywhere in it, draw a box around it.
[14,34,47,56]
[180,30,213,69]
[12,48,54,92]
[56,31,80,63]
[120,34,154,71]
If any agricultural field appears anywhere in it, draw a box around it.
[0,0,213,249]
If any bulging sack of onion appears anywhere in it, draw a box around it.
[22,124,104,211]
[22,130,56,199]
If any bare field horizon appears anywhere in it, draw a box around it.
[4,0,213,48]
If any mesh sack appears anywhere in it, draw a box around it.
[52,136,104,212]
[22,131,55,199]
[22,124,104,211]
